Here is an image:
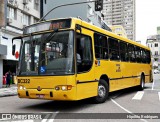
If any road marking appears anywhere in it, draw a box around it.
[41,111,59,122]
[111,98,148,122]
[158,92,160,101]
[152,80,155,90]
[132,91,144,100]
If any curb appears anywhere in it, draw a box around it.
[0,93,18,98]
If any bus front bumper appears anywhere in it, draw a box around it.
[17,87,77,101]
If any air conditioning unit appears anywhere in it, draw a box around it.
[7,18,13,24]
[23,0,29,5]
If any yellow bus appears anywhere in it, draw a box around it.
[12,18,152,103]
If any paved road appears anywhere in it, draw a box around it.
[0,74,160,122]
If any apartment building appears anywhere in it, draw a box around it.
[0,0,40,87]
[146,35,160,69]
[110,25,127,38]
[102,0,136,41]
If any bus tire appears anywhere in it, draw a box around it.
[94,79,109,103]
[139,75,145,90]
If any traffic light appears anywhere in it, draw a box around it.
[95,0,103,11]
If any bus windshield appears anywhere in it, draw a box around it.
[20,30,74,76]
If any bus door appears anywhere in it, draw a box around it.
[75,28,97,100]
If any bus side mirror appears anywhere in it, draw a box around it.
[12,44,16,56]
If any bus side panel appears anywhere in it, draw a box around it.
[94,60,121,92]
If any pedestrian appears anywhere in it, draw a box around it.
[5,70,11,87]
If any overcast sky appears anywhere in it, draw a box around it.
[136,0,160,45]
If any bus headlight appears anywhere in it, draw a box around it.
[19,85,26,90]
[62,86,67,91]
[19,86,23,90]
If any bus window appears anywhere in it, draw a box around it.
[135,46,141,63]
[76,34,93,73]
[119,41,128,62]
[128,44,136,62]
[146,50,151,64]
[94,33,108,59]
[141,49,147,63]
[108,37,120,61]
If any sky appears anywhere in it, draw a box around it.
[136,0,160,45]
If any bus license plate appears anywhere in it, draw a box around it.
[36,94,45,98]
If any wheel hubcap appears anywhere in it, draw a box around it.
[98,85,106,98]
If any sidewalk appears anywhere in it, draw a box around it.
[0,84,17,97]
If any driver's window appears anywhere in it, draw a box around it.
[76,33,93,73]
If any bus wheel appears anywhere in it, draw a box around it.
[139,75,145,90]
[94,79,109,103]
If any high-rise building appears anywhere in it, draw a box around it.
[0,0,40,88]
[102,0,136,41]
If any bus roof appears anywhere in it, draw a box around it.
[28,17,150,51]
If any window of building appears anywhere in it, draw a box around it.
[7,6,17,20]
[155,43,158,47]
[155,51,158,55]
[34,0,39,11]
[22,13,30,26]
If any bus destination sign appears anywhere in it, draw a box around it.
[23,19,71,35]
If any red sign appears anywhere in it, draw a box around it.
[15,51,19,59]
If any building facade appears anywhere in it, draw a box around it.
[110,25,127,38]
[0,0,40,87]
[102,0,136,41]
[146,35,160,69]
[157,26,160,35]
[42,0,110,30]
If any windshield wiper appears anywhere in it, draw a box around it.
[43,28,58,43]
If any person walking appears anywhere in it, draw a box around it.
[5,70,11,87]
